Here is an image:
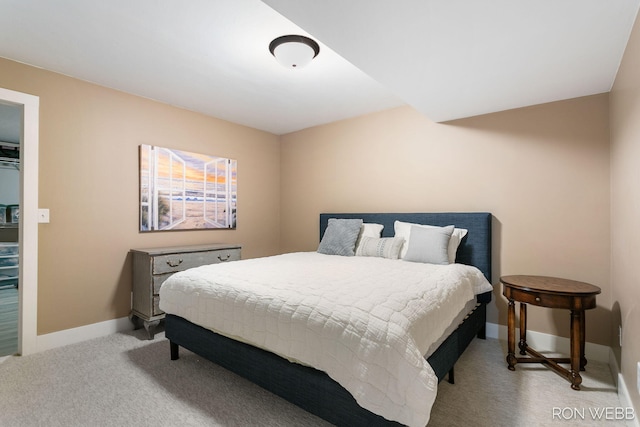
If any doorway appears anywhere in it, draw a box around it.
[0,88,39,356]
[0,103,21,356]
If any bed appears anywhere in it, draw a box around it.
[161,212,492,426]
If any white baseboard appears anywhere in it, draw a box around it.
[608,349,639,427]
[485,322,610,364]
[33,319,611,361]
[609,347,620,388]
[35,316,133,353]
[617,372,640,427]
[30,319,612,362]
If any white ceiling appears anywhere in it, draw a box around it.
[265,0,640,122]
[0,0,638,136]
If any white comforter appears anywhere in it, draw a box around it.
[159,252,492,427]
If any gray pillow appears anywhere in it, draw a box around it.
[403,225,454,265]
[317,218,363,256]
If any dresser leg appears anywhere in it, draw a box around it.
[143,319,160,340]
[129,312,142,330]
[507,299,517,370]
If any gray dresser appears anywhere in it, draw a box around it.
[130,243,241,338]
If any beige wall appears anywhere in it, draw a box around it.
[280,96,612,346]
[610,7,640,410]
[0,58,281,334]
[0,56,618,355]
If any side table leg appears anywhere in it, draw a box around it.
[507,299,517,370]
[570,309,583,390]
[519,303,527,355]
[579,310,587,371]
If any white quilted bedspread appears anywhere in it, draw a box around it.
[159,252,492,427]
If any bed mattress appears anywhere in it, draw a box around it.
[159,252,492,427]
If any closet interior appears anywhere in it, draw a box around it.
[0,105,20,357]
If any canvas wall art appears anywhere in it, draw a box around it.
[139,145,237,231]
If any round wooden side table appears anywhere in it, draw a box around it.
[501,275,601,390]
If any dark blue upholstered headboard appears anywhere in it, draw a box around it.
[320,212,493,303]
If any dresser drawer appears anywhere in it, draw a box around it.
[153,296,163,316]
[153,248,241,274]
[152,273,173,294]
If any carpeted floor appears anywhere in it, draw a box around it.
[428,339,627,427]
[0,328,629,426]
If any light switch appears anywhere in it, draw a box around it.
[38,208,50,223]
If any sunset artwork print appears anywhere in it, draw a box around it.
[139,145,237,231]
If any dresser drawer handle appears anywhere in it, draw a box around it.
[167,259,183,268]
[535,297,541,302]
[218,253,231,262]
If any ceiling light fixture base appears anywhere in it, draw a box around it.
[269,35,320,69]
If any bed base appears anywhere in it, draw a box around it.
[166,212,492,426]
[166,298,488,427]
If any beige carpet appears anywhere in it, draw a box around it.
[0,328,629,426]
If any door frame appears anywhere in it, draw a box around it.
[0,87,39,355]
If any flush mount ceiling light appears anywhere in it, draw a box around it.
[269,35,320,69]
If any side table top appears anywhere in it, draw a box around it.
[501,275,601,296]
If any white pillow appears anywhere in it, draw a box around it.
[394,220,468,263]
[355,223,384,252]
[361,223,384,238]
